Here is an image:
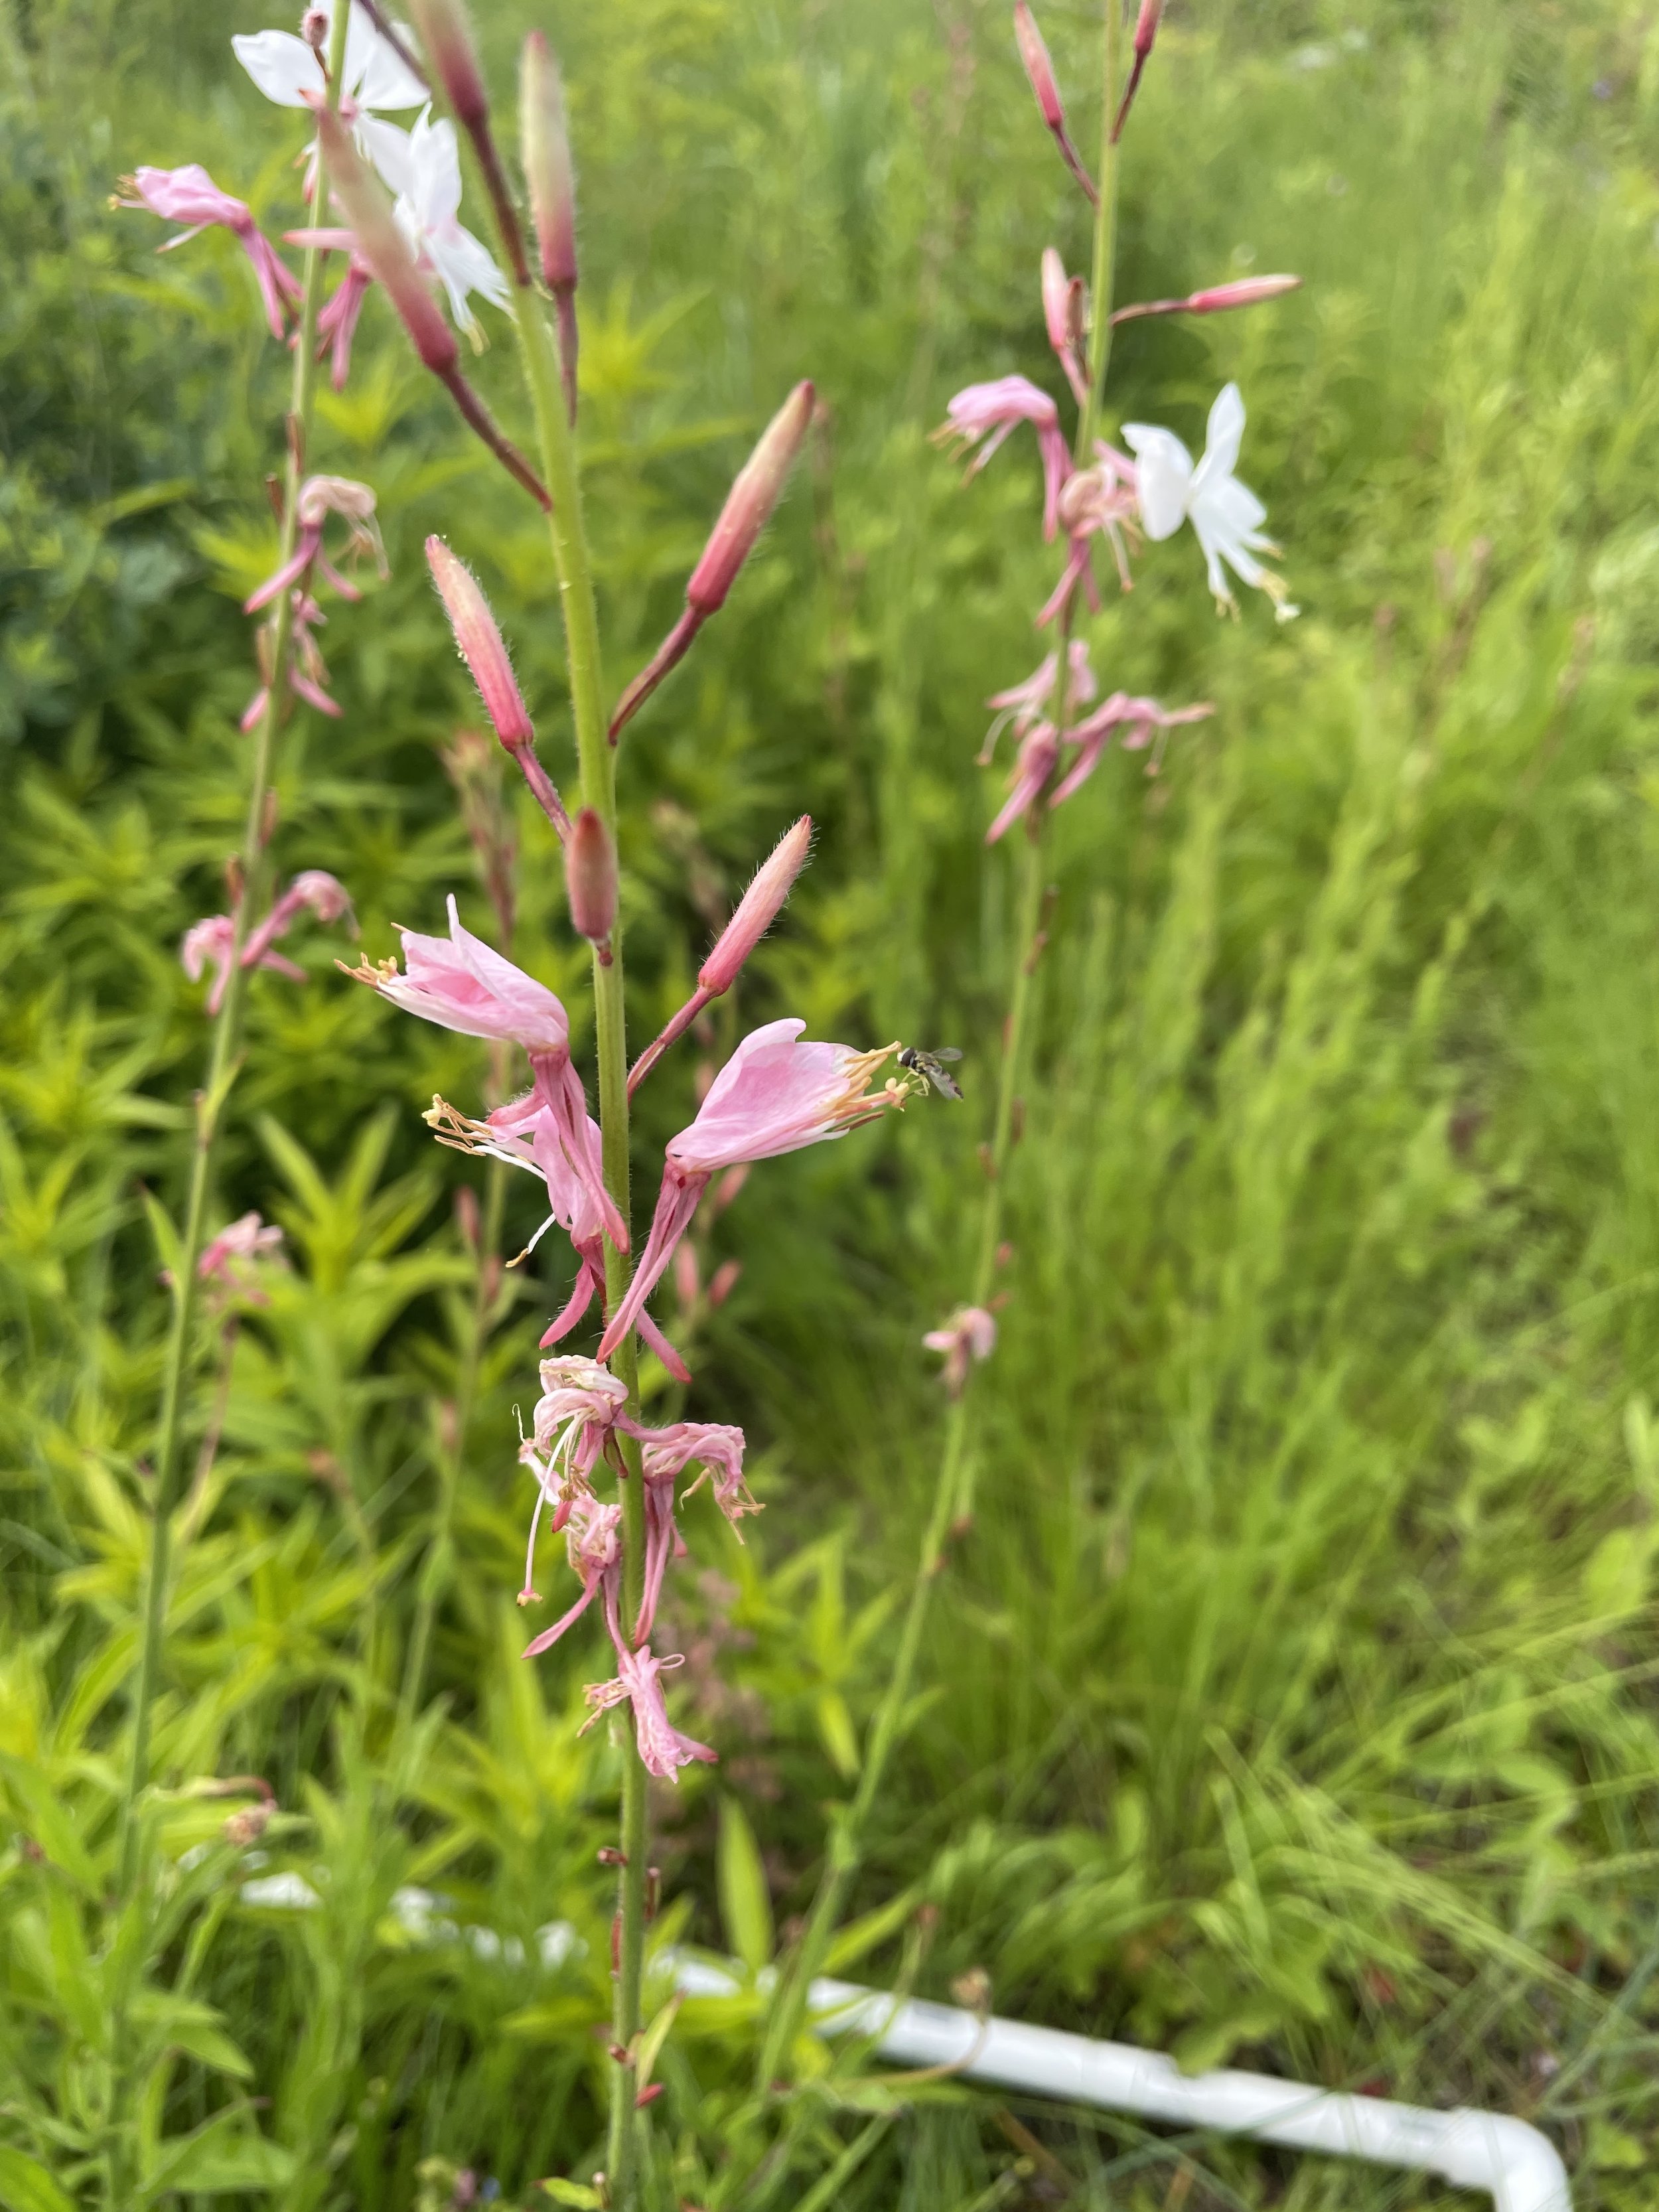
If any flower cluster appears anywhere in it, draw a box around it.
[348,874,910,1778]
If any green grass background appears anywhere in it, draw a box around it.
[3,0,1659,2202]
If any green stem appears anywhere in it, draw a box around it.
[512,275,650,2207]
[116,0,351,1901]
[758,0,1124,2094]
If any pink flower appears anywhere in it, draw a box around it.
[597,1020,903,1362]
[181,869,354,1015]
[290,230,376,389]
[521,1493,618,1645]
[348,896,626,1251]
[1050,692,1214,802]
[118,165,302,340]
[924,1305,997,1396]
[243,592,341,730]
[640,1422,755,1527]
[982,642,1096,763]
[984,722,1060,844]
[581,1645,716,1783]
[628,815,814,1095]
[246,475,386,614]
[1039,445,1142,623]
[936,376,1072,542]
[199,1211,285,1288]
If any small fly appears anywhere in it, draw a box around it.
[897,1045,965,1101]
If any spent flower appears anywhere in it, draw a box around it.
[117,165,302,340]
[937,376,1072,543]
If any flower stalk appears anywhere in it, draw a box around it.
[758,0,1126,2093]
[117,0,354,1902]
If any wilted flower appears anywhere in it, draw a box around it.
[242,591,340,729]
[199,1211,286,1288]
[117,165,302,340]
[981,642,1096,763]
[984,721,1060,844]
[1122,383,1297,620]
[181,869,354,1015]
[598,1020,904,1361]
[245,476,386,613]
[1039,445,1141,621]
[924,1305,997,1395]
[936,376,1072,542]
[581,1646,717,1782]
[521,1493,619,1641]
[1050,692,1214,800]
[291,228,375,388]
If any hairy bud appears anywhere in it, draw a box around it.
[698,816,812,995]
[408,0,488,127]
[426,538,533,747]
[1013,3,1097,204]
[521,31,577,294]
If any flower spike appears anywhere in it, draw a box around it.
[609,383,815,739]
[1013,3,1098,205]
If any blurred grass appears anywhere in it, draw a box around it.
[5,0,1659,2202]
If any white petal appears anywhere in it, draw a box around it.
[232,29,324,107]
[358,114,415,196]
[352,6,429,108]
[1121,425,1193,542]
[425,224,510,323]
[1193,471,1267,542]
[1192,508,1263,591]
[410,112,465,228]
[1191,382,1246,496]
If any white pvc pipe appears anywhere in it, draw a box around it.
[674,1962,1571,2212]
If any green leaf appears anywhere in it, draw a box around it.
[717,1795,773,1974]
[0,2148,76,2212]
[823,1887,920,1976]
[816,1688,860,1779]
[534,2183,602,2209]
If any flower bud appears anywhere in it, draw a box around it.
[1041,246,1069,354]
[687,382,815,615]
[408,0,488,128]
[302,9,328,52]
[520,31,577,295]
[1112,0,1165,140]
[1186,274,1302,313]
[1013,1,1063,129]
[565,808,618,947]
[316,107,456,374]
[698,815,812,995]
[426,537,534,748]
[672,1242,701,1307]
[707,1258,741,1307]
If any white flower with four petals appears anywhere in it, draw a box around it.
[1123,382,1298,621]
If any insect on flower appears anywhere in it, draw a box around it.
[897,1046,965,1101]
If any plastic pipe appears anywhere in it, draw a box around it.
[674,1961,1570,2212]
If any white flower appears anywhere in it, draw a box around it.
[232,1,426,120]
[1122,382,1298,621]
[377,110,510,336]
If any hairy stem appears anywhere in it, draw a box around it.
[758,0,1123,2092]
[512,273,650,2205]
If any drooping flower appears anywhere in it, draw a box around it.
[640,1423,755,1528]
[343,895,625,1250]
[924,1305,997,1395]
[981,642,1096,763]
[597,1020,904,1361]
[181,869,355,1015]
[1122,383,1297,620]
[1050,692,1214,803]
[242,591,340,730]
[936,376,1072,541]
[581,1645,716,1783]
[245,477,386,614]
[984,721,1060,844]
[520,1493,618,1641]
[232,1,426,133]
[117,165,302,340]
[291,228,375,388]
[1039,444,1141,623]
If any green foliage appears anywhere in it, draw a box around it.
[4,0,1659,2201]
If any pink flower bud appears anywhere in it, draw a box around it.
[1185,274,1303,313]
[610,384,815,737]
[672,1242,701,1307]
[707,1258,741,1307]
[1013,1,1063,128]
[715,1164,749,1211]
[426,537,534,749]
[409,0,488,128]
[565,808,618,947]
[315,106,456,375]
[520,31,577,295]
[1041,246,1069,353]
[1133,0,1163,58]
[698,815,811,995]
[686,382,815,615]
